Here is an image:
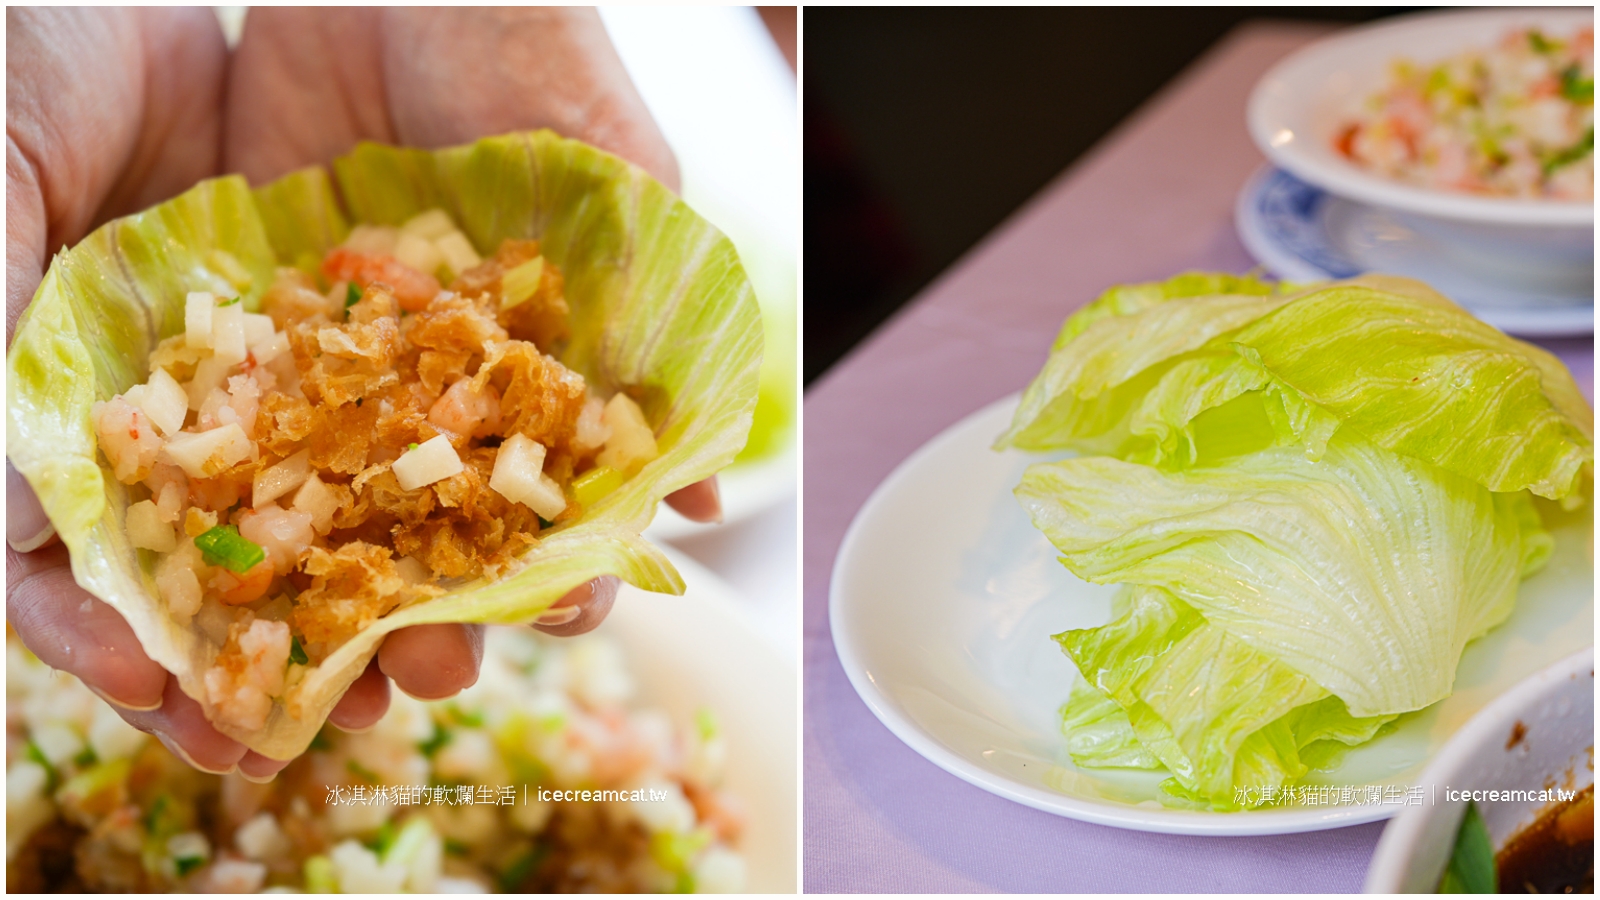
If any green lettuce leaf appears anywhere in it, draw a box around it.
[1001,274,1592,500]
[1056,585,1398,809]
[6,131,763,759]
[1022,430,1543,719]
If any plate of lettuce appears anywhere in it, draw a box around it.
[829,272,1592,834]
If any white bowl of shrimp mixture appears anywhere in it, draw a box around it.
[1249,9,1594,299]
[6,622,760,893]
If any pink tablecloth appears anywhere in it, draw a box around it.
[802,21,1593,893]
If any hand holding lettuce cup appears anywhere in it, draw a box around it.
[7,130,763,768]
[997,272,1591,810]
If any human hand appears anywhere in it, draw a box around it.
[221,3,724,715]
[6,6,720,780]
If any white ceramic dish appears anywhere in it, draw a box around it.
[1248,8,1593,293]
[1363,647,1593,893]
[829,394,1594,836]
[646,437,797,541]
[1235,165,1594,338]
[604,547,798,892]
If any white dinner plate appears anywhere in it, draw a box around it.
[605,546,798,891]
[829,394,1593,836]
[1235,166,1594,338]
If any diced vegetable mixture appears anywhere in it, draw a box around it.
[1337,27,1594,199]
[6,627,746,893]
[92,211,662,734]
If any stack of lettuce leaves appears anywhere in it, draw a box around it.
[6,131,762,760]
[994,272,1591,810]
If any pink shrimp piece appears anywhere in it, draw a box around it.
[212,560,275,606]
[92,396,164,484]
[322,248,442,312]
[427,378,502,439]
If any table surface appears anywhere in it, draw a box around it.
[801,20,1594,893]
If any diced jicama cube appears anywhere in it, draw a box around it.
[400,209,457,240]
[250,330,290,365]
[242,313,276,349]
[212,299,247,365]
[185,356,233,410]
[162,423,253,478]
[292,473,339,534]
[490,433,568,519]
[343,224,399,256]
[394,555,432,585]
[186,292,215,349]
[573,395,610,452]
[253,449,311,508]
[394,233,445,278]
[500,256,544,310]
[596,394,658,476]
[133,367,189,436]
[434,232,481,277]
[126,500,177,552]
[392,435,462,491]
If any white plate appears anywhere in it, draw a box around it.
[829,394,1593,836]
[646,437,797,540]
[604,546,797,891]
[1236,165,1594,338]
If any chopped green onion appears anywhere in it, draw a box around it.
[74,745,97,767]
[308,729,334,752]
[500,256,545,311]
[1560,65,1593,104]
[444,838,470,857]
[217,295,242,307]
[537,516,554,530]
[346,282,362,308]
[446,703,484,728]
[143,795,171,834]
[289,636,309,666]
[195,525,266,573]
[408,442,419,452]
[304,855,337,894]
[571,466,624,509]
[346,759,380,783]
[1528,30,1558,55]
[695,707,719,742]
[418,721,452,758]
[1543,127,1593,175]
[25,740,61,791]
[498,844,548,892]
[174,855,206,876]
[370,820,399,856]
[1438,801,1495,892]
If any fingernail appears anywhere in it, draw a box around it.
[236,769,279,785]
[333,720,376,735]
[153,730,238,776]
[7,464,55,551]
[533,604,581,627]
[90,684,164,713]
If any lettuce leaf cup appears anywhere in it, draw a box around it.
[997,272,1591,810]
[7,131,763,761]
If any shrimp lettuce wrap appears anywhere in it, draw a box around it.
[6,131,763,760]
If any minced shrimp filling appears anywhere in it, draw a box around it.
[93,210,661,732]
[1337,27,1594,199]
